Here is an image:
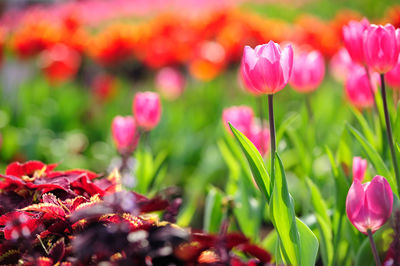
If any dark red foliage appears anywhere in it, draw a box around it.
[0,161,271,265]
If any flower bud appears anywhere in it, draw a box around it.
[133,92,162,131]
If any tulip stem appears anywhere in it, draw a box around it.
[380,74,400,193]
[268,94,276,179]
[367,229,381,266]
[258,96,266,156]
[305,94,314,122]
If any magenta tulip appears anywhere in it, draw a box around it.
[330,48,355,82]
[386,57,400,90]
[248,123,270,156]
[240,41,293,94]
[112,116,139,154]
[133,92,162,131]
[353,157,367,182]
[155,67,186,100]
[363,24,400,73]
[289,50,325,93]
[222,106,254,137]
[345,65,377,109]
[346,175,393,234]
[342,18,370,64]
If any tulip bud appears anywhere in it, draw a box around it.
[363,24,400,73]
[342,18,370,64]
[222,106,254,137]
[112,116,139,155]
[240,41,293,94]
[345,65,377,109]
[346,175,393,234]
[352,157,367,182]
[289,50,325,93]
[155,67,185,100]
[133,92,162,131]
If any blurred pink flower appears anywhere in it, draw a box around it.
[345,65,377,109]
[386,57,400,90]
[222,106,254,137]
[248,123,270,156]
[289,49,325,93]
[133,92,162,131]
[155,67,185,100]
[346,175,393,234]
[342,18,370,64]
[363,24,399,73]
[112,116,139,154]
[330,48,354,82]
[240,41,293,94]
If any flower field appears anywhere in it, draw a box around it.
[0,0,400,265]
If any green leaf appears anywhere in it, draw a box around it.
[350,107,376,147]
[296,217,319,266]
[229,123,271,201]
[269,154,299,265]
[204,186,224,233]
[347,124,398,196]
[306,178,333,266]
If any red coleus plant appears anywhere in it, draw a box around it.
[0,161,271,265]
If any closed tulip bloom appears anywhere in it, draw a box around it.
[353,157,367,182]
[155,67,185,100]
[363,24,400,73]
[133,92,162,131]
[289,50,325,93]
[342,18,370,64]
[386,57,400,90]
[345,65,377,109]
[346,175,393,234]
[112,116,139,154]
[241,41,293,94]
[222,106,254,137]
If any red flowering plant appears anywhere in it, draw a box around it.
[0,161,271,265]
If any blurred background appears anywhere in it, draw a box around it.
[0,0,399,228]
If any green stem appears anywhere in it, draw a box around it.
[380,74,400,193]
[305,93,314,122]
[367,229,381,266]
[268,94,276,182]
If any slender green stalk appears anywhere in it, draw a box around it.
[367,229,381,266]
[305,93,314,122]
[268,94,276,180]
[380,74,400,193]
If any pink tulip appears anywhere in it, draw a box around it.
[155,67,186,100]
[345,65,377,109]
[112,116,139,154]
[240,41,293,94]
[363,24,400,73]
[386,57,400,90]
[289,50,325,93]
[248,123,270,156]
[330,48,354,82]
[353,157,367,182]
[346,175,393,234]
[222,106,254,137]
[133,92,162,131]
[342,18,370,64]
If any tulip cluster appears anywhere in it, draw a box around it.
[112,92,162,157]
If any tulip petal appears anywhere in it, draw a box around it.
[280,44,293,85]
[346,180,365,224]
